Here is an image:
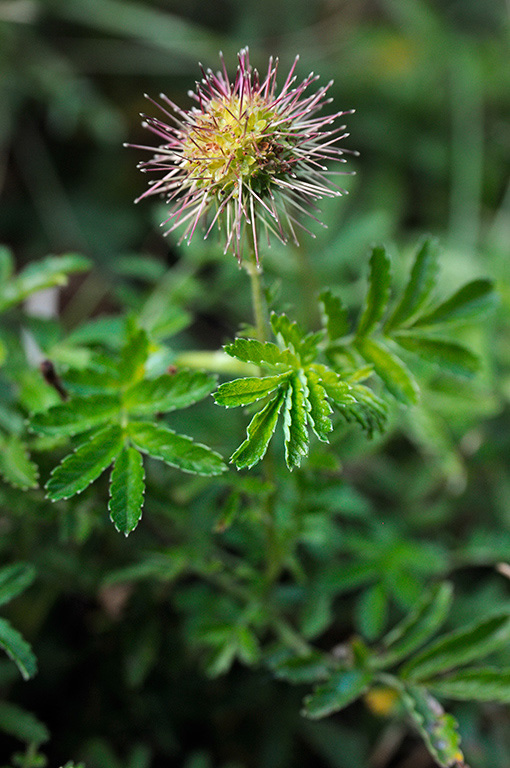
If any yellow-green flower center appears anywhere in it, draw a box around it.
[181,96,292,196]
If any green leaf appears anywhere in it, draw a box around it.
[401,686,464,767]
[236,625,261,665]
[124,370,216,414]
[0,245,14,283]
[224,338,291,368]
[401,611,510,682]
[311,365,356,405]
[46,424,124,500]
[119,324,149,384]
[0,700,49,744]
[393,333,480,377]
[129,422,226,476]
[214,374,289,408]
[30,393,121,437]
[305,368,333,442]
[427,667,510,703]
[0,254,90,312]
[413,278,495,327]
[385,238,439,331]
[356,584,388,641]
[0,617,37,680]
[109,446,145,536]
[339,384,388,436]
[356,337,419,404]
[283,372,310,470]
[356,246,391,338]
[0,435,39,490]
[230,389,286,470]
[378,582,453,668]
[302,668,373,719]
[270,313,305,354]
[270,649,332,684]
[0,563,36,607]
[320,289,349,341]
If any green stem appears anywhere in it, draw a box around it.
[243,256,270,343]
[243,251,281,586]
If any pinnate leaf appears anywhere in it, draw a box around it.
[124,369,216,414]
[46,424,124,500]
[0,253,90,312]
[393,333,480,378]
[356,246,391,337]
[119,324,149,384]
[427,666,510,703]
[224,338,291,368]
[109,446,145,536]
[356,337,419,405]
[0,700,49,744]
[385,238,439,330]
[0,435,38,490]
[0,563,36,607]
[30,393,121,437]
[413,278,495,327]
[283,372,310,470]
[231,389,286,470]
[303,668,374,719]
[401,686,464,767]
[320,289,349,340]
[305,369,333,442]
[129,421,226,476]
[0,617,37,680]
[270,312,305,353]
[379,582,453,668]
[401,611,510,681]
[311,365,356,405]
[214,374,289,408]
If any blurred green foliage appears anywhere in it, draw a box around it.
[1,1,510,767]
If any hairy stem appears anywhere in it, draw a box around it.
[243,251,281,586]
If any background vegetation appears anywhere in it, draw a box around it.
[0,0,510,766]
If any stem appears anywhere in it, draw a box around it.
[242,249,281,585]
[243,256,270,343]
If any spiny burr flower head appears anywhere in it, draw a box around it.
[130,48,356,264]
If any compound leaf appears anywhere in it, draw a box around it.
[412,278,495,327]
[0,253,90,312]
[356,246,391,338]
[119,324,149,385]
[230,388,286,470]
[356,337,419,405]
[224,338,291,368]
[125,369,216,414]
[109,445,145,536]
[0,435,38,490]
[320,289,349,341]
[46,424,124,500]
[427,667,510,703]
[385,238,439,331]
[393,333,480,378]
[30,393,121,437]
[305,368,333,442]
[303,668,374,719]
[214,374,289,408]
[401,611,510,682]
[379,582,453,668]
[283,372,310,470]
[0,563,36,608]
[0,617,37,680]
[0,700,49,744]
[129,421,226,476]
[401,686,464,767]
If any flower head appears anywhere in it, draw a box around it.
[130,49,356,264]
